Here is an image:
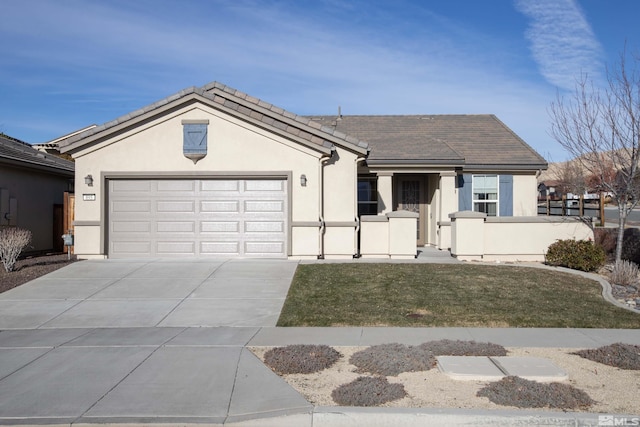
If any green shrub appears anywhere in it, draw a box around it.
[545,239,605,272]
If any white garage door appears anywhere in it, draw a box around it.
[108,179,287,258]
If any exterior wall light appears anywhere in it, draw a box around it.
[84,174,93,186]
[300,174,307,187]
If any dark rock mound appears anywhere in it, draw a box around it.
[573,343,640,370]
[477,376,594,410]
[331,376,406,406]
[263,344,342,374]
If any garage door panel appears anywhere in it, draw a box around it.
[244,221,284,233]
[156,221,195,233]
[245,241,285,255]
[201,221,240,233]
[112,241,152,254]
[201,180,240,192]
[244,200,284,213]
[111,180,152,192]
[111,221,151,233]
[156,241,196,255]
[157,200,196,213]
[157,180,196,192]
[244,180,284,192]
[200,241,240,255]
[201,201,240,213]
[109,179,287,258]
[112,201,152,213]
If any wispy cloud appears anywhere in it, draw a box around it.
[514,0,603,90]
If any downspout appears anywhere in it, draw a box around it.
[318,148,335,259]
[354,155,367,258]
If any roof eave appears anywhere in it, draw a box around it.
[0,156,75,176]
[462,163,549,171]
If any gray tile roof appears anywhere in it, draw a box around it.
[0,134,74,175]
[57,81,546,171]
[308,115,548,170]
[60,83,369,156]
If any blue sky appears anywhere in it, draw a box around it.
[1,0,639,162]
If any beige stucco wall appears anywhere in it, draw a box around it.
[450,213,594,262]
[512,174,539,216]
[71,103,360,258]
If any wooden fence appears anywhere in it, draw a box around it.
[538,194,605,225]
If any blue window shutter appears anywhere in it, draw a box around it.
[183,124,208,155]
[458,174,472,211]
[499,175,513,216]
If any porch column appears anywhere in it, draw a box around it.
[437,171,458,250]
[377,172,393,214]
[439,172,458,217]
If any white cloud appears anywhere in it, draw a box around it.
[514,0,604,90]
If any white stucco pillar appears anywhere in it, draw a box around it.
[377,173,393,214]
[437,171,458,250]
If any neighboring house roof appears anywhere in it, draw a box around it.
[33,124,98,154]
[308,115,548,171]
[0,134,74,176]
[59,83,370,156]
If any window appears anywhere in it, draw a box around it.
[357,176,378,216]
[473,174,498,216]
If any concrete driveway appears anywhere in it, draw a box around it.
[0,258,299,329]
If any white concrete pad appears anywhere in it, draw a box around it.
[84,347,240,419]
[159,298,284,327]
[40,299,180,328]
[0,277,116,300]
[249,327,363,346]
[42,261,147,278]
[191,278,292,299]
[125,261,223,279]
[360,327,475,346]
[0,348,51,379]
[227,349,311,422]
[90,277,204,299]
[0,346,153,418]
[166,327,259,346]
[64,327,185,347]
[436,356,505,381]
[0,328,90,347]
[0,300,80,329]
[491,356,568,382]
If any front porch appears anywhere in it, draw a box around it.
[358,171,458,251]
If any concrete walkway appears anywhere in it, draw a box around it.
[1,253,639,426]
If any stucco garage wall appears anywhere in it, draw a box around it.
[72,104,343,258]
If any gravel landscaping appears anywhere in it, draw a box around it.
[0,253,78,293]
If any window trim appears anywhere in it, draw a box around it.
[357,176,378,216]
[472,174,499,216]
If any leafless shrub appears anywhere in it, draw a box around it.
[0,228,32,272]
[609,260,640,289]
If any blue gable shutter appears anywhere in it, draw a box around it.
[458,174,473,211]
[499,175,513,216]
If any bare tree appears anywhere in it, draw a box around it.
[550,47,640,262]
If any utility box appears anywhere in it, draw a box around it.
[62,233,74,247]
